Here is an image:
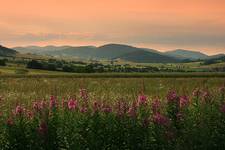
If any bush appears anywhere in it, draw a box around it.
[27,60,43,69]
[0,59,6,66]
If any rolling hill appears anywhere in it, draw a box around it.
[12,44,225,63]
[165,49,208,60]
[0,45,17,56]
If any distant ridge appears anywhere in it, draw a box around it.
[0,45,17,57]
[13,44,225,63]
[165,49,208,60]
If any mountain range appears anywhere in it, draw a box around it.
[4,43,224,63]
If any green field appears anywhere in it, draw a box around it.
[0,76,224,109]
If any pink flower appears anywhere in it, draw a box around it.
[102,105,112,113]
[167,90,178,103]
[80,106,88,113]
[115,101,129,117]
[179,96,189,108]
[151,98,161,114]
[15,105,24,115]
[61,98,67,109]
[33,101,41,111]
[138,95,148,105]
[193,88,201,97]
[6,118,14,126]
[220,104,225,113]
[93,101,101,113]
[153,113,169,126]
[38,121,48,135]
[80,88,88,100]
[67,99,77,110]
[49,96,57,109]
[40,100,47,110]
[26,110,34,120]
[128,101,137,118]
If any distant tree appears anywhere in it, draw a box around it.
[46,63,57,71]
[0,59,6,66]
[27,60,43,69]
[62,65,74,72]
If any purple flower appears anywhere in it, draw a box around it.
[167,90,178,103]
[15,105,25,116]
[193,88,201,97]
[92,101,101,113]
[153,113,169,126]
[220,104,225,113]
[49,96,57,109]
[6,118,14,126]
[67,99,77,110]
[80,106,88,113]
[151,98,161,114]
[179,96,189,108]
[138,94,147,105]
[80,88,88,100]
[102,105,112,113]
[128,101,137,118]
[38,121,48,135]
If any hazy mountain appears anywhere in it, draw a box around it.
[165,49,209,60]
[12,44,225,63]
[115,50,179,63]
[207,54,225,59]
[0,45,17,56]
[14,45,72,54]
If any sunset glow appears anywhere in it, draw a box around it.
[1,0,225,54]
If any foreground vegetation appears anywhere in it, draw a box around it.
[0,86,225,149]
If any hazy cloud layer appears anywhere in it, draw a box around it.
[0,0,225,54]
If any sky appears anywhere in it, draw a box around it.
[0,0,225,55]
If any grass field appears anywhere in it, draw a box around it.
[0,76,224,109]
[1,75,225,149]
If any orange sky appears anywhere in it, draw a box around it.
[0,0,225,54]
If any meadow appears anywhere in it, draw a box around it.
[0,76,225,149]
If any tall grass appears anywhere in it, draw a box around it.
[0,86,225,149]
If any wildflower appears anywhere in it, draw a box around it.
[26,110,34,120]
[33,101,41,111]
[153,113,169,126]
[179,96,189,108]
[80,88,88,100]
[67,99,77,110]
[15,105,24,116]
[138,94,148,105]
[102,105,112,113]
[61,98,67,109]
[220,104,225,113]
[92,101,101,113]
[80,106,88,113]
[49,96,57,109]
[38,121,48,135]
[193,88,201,97]
[167,90,178,103]
[128,101,137,118]
[151,98,161,114]
[40,100,47,110]
[116,101,129,117]
[6,118,14,126]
